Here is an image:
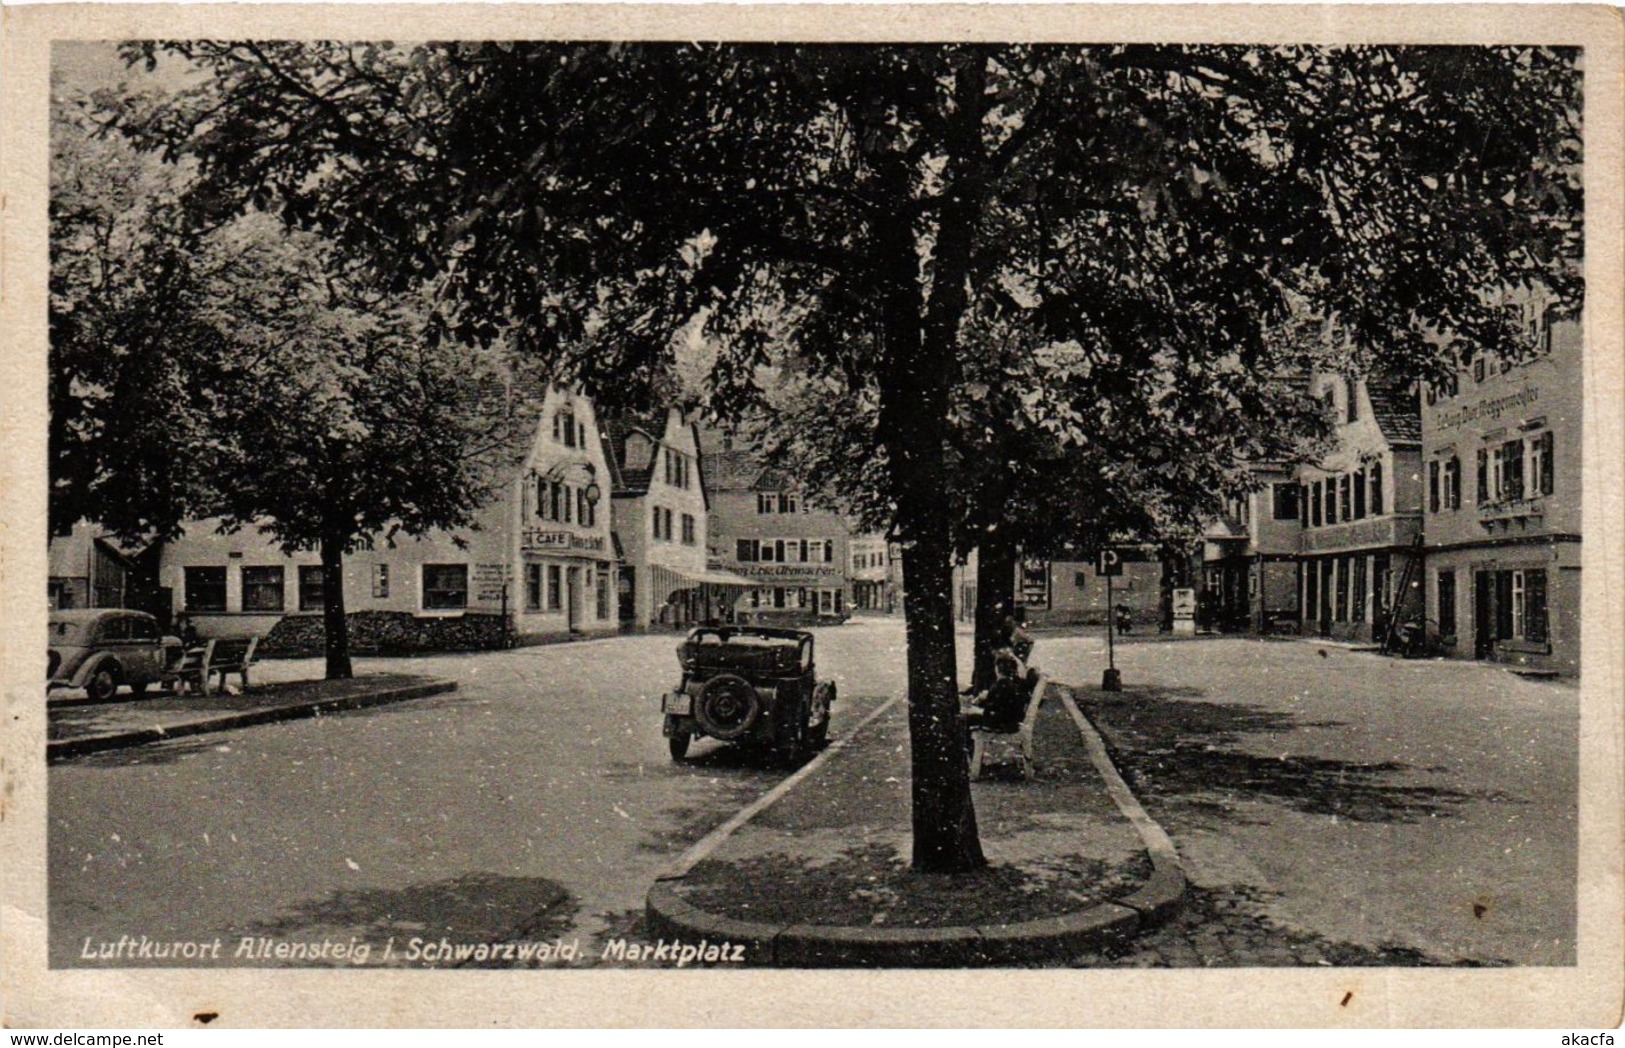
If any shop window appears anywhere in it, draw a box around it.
[1304,561,1319,618]
[373,564,390,599]
[596,568,611,620]
[242,566,286,612]
[423,564,468,611]
[1351,557,1367,622]
[1373,554,1391,620]
[525,563,542,612]
[1437,570,1456,639]
[1489,568,1549,644]
[185,567,227,613]
[298,566,324,612]
[546,565,562,612]
[1334,557,1349,622]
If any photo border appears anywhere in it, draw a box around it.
[3,3,1621,1028]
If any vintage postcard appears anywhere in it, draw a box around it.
[2,2,1621,1029]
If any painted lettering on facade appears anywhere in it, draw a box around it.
[1435,386,1541,431]
[735,564,841,580]
[473,563,510,604]
[521,529,606,553]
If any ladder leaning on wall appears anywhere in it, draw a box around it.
[1379,531,1427,656]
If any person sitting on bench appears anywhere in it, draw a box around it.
[964,652,1029,740]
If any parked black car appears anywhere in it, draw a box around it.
[661,625,835,763]
[48,609,183,701]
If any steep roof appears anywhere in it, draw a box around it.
[700,447,768,493]
[1367,377,1422,447]
[599,416,663,496]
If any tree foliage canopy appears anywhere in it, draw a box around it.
[124,41,1581,531]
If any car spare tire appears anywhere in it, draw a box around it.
[694,673,761,742]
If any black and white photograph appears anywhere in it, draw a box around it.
[3,3,1621,1029]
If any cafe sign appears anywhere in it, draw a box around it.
[522,529,606,553]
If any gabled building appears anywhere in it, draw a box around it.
[1420,296,1581,674]
[48,522,140,611]
[1294,372,1425,642]
[601,410,747,630]
[157,386,620,652]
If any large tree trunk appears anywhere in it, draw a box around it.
[971,533,1018,692]
[898,528,983,872]
[872,53,991,874]
[320,527,353,680]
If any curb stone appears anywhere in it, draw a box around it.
[46,680,458,760]
[643,682,1187,967]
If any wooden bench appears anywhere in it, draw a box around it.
[969,670,1047,782]
[172,637,259,696]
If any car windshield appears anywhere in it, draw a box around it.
[48,619,88,644]
[710,635,791,648]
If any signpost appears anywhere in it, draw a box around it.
[1097,548,1124,691]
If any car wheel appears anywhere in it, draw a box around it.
[668,731,691,761]
[694,674,761,742]
[85,665,119,702]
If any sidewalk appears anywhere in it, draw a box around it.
[646,682,1185,966]
[47,673,457,760]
